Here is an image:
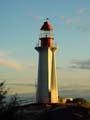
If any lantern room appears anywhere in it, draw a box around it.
[40,21,54,47]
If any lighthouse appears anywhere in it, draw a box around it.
[35,20,58,103]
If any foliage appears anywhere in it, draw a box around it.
[81,101,90,108]
[0,82,20,120]
[73,98,87,105]
[0,82,8,112]
[66,99,73,103]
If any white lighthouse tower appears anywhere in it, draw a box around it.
[35,20,58,103]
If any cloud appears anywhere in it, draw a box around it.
[0,50,31,71]
[60,16,65,20]
[77,8,86,15]
[76,23,90,32]
[0,58,24,71]
[65,19,73,26]
[70,59,90,70]
[81,26,89,32]
[60,16,73,26]
[0,51,10,58]
[76,19,81,25]
[56,66,62,70]
[60,9,90,31]
[75,16,90,32]
[32,16,41,20]
[26,11,41,20]
[6,83,36,87]
[88,17,90,21]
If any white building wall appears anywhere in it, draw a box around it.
[48,48,52,92]
[51,47,59,103]
[36,48,49,103]
[36,47,58,103]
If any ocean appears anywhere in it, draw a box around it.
[14,88,90,105]
[5,83,90,105]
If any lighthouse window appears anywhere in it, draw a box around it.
[40,30,53,38]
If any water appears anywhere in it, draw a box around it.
[17,93,36,105]
[5,87,90,106]
[59,89,90,101]
[15,89,90,105]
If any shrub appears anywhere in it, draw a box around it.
[0,82,19,120]
[73,98,87,105]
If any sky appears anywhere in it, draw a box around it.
[0,0,90,95]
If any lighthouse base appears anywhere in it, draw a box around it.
[35,46,58,104]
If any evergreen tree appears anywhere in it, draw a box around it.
[0,82,19,120]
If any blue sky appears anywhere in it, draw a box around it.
[0,0,90,94]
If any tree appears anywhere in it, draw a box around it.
[73,98,87,105]
[0,82,20,120]
[0,82,8,112]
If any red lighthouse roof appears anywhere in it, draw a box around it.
[40,21,53,30]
